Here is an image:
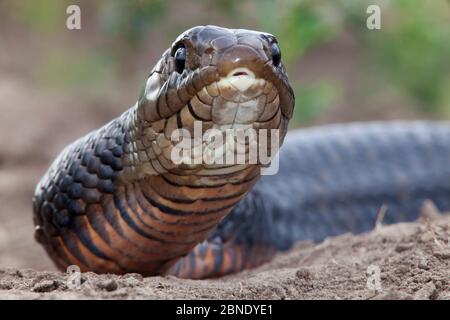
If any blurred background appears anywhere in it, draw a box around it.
[0,0,449,270]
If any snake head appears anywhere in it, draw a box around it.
[132,25,295,176]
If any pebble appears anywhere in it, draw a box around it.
[0,280,13,290]
[419,233,434,243]
[433,250,450,259]
[295,268,314,281]
[97,279,118,292]
[418,260,429,270]
[395,243,413,253]
[121,273,143,282]
[413,282,436,300]
[33,280,58,293]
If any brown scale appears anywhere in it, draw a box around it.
[167,241,277,279]
[33,26,295,278]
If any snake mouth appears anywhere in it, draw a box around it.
[213,67,268,126]
[226,67,256,92]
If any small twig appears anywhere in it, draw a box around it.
[238,281,244,294]
[375,204,388,230]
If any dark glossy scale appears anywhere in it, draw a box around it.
[34,118,125,240]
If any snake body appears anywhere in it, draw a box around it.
[33,26,450,279]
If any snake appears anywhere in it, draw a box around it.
[33,25,450,279]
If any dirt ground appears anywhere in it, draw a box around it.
[0,50,448,300]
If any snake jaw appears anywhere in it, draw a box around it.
[211,77,268,126]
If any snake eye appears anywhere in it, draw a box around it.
[174,46,186,73]
[271,43,281,67]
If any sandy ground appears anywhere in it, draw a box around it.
[0,77,449,300]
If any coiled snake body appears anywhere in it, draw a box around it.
[33,26,450,279]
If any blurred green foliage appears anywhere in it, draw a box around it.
[253,0,450,122]
[99,0,166,45]
[291,82,338,125]
[37,48,117,94]
[10,0,64,34]
[369,0,450,116]
[2,0,449,123]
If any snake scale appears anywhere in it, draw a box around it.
[33,26,450,279]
